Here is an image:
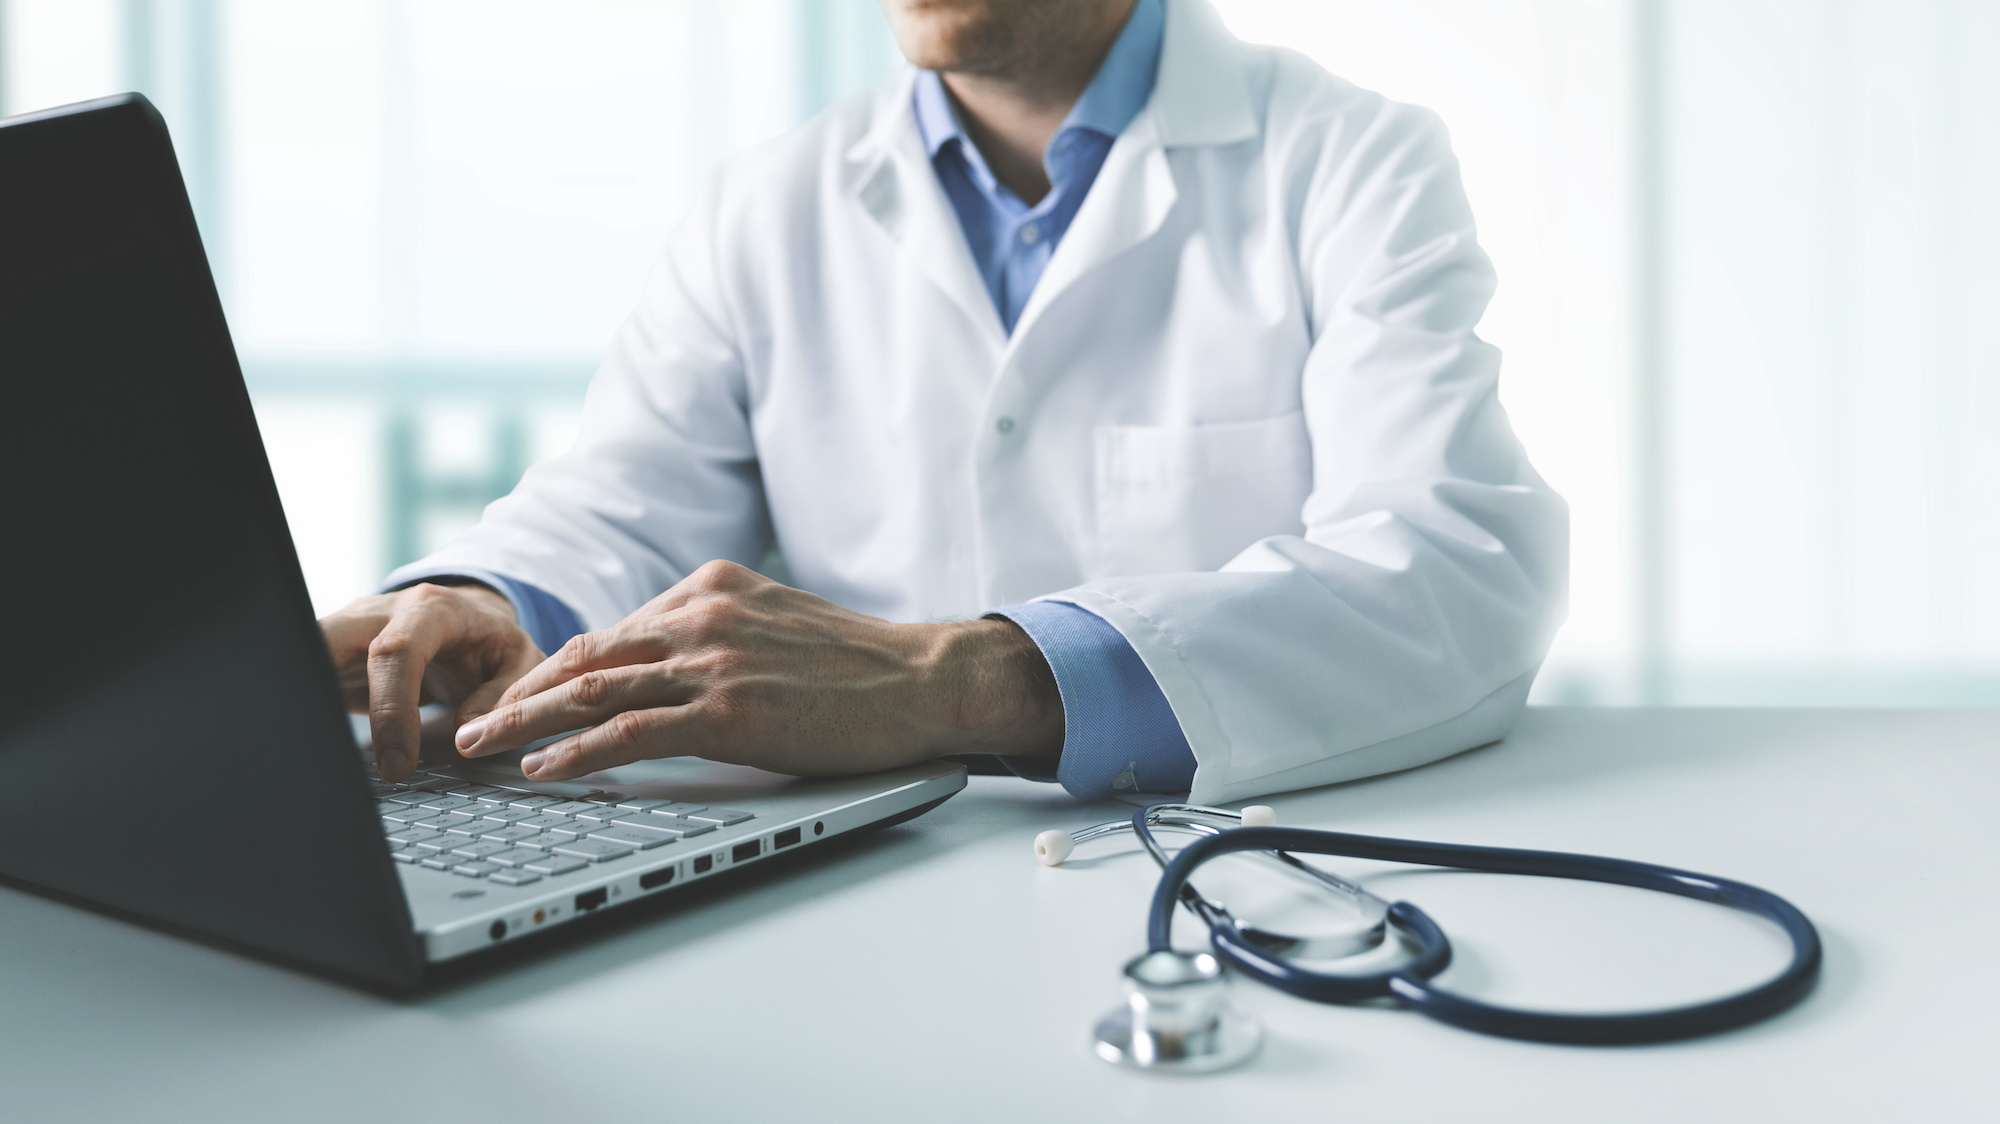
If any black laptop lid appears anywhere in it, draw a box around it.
[0,95,422,988]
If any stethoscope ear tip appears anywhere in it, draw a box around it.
[1034,828,1074,866]
[1239,805,1276,827]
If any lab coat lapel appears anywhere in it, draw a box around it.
[1005,0,1258,350]
[848,76,1009,355]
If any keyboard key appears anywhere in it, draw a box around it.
[380,805,437,824]
[478,824,547,846]
[389,848,420,864]
[552,839,635,862]
[543,824,597,842]
[443,819,494,836]
[386,828,445,846]
[522,854,590,875]
[375,799,410,815]
[413,835,459,852]
[506,794,564,810]
[589,827,673,850]
[642,816,716,838]
[411,813,478,832]
[417,795,482,814]
[450,840,510,860]
[487,847,551,868]
[608,815,679,837]
[655,802,708,818]
[443,784,509,800]
[404,777,457,793]
[489,870,542,886]
[452,861,499,878]
[514,813,578,832]
[539,801,601,818]
[478,807,539,825]
[572,806,628,824]
[419,854,458,870]
[682,807,754,826]
[583,791,628,803]
[379,790,429,805]
[614,798,673,813]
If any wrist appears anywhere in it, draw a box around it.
[922,617,1064,760]
[410,578,515,621]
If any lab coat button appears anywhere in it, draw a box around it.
[996,416,1017,435]
[1019,224,1041,245]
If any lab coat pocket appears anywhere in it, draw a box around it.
[1094,412,1312,577]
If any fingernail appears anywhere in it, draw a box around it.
[521,750,546,775]
[378,747,407,776]
[455,717,486,750]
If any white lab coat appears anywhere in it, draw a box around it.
[390,0,1568,805]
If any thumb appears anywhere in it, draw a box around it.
[455,643,544,727]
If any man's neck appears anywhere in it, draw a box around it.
[940,0,1136,205]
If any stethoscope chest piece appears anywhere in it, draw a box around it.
[1093,950,1262,1074]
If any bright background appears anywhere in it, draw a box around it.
[5,0,1996,707]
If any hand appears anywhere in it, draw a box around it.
[320,583,543,781]
[452,560,1063,782]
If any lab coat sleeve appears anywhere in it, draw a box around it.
[1047,102,1569,806]
[990,601,1198,799]
[381,186,772,631]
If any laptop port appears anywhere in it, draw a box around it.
[640,867,675,890]
[574,888,608,912]
[488,920,507,941]
[693,854,713,874]
[773,827,802,849]
[732,840,761,862]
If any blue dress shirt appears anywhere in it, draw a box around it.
[912,0,1164,333]
[391,0,1198,800]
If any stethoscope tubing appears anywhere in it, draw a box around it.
[1145,822,1823,1045]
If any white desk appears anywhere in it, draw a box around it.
[3,708,1994,1121]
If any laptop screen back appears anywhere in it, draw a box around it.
[0,96,422,987]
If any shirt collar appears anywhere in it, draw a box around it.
[912,0,1164,158]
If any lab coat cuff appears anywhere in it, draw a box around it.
[987,601,1196,801]
[381,567,587,657]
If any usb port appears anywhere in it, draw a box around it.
[574,888,608,912]
[640,867,675,890]
[693,854,713,874]
[732,840,761,863]
[773,827,802,849]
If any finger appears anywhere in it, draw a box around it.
[365,606,456,780]
[496,623,662,710]
[517,704,714,782]
[321,611,384,661]
[453,642,546,729]
[459,662,687,758]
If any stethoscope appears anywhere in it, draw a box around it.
[1035,804,1822,1073]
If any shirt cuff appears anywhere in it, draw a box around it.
[382,567,586,657]
[986,600,1196,801]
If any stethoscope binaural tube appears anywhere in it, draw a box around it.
[1063,805,1394,962]
[1147,824,1824,1045]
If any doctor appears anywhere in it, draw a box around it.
[321,0,1567,806]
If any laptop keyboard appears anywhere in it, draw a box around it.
[367,768,754,888]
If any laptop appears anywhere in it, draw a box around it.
[0,94,966,989]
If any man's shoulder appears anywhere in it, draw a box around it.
[703,77,901,215]
[1233,40,1452,167]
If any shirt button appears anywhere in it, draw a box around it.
[995,416,1017,435]
[1019,224,1041,245]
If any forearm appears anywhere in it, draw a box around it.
[927,617,1064,761]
